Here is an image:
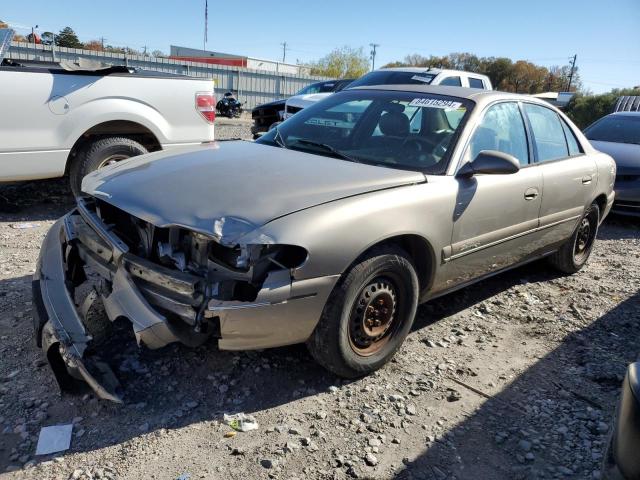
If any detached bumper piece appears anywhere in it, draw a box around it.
[33,200,337,402]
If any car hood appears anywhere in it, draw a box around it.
[287,93,332,108]
[81,141,425,244]
[590,140,640,172]
[252,99,286,112]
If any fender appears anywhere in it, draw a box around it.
[59,97,171,149]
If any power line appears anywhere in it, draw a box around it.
[370,43,379,70]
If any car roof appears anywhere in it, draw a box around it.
[379,67,441,73]
[348,84,546,106]
[376,67,488,78]
[610,111,640,116]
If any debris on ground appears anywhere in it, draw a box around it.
[9,222,40,229]
[35,424,73,455]
[223,413,258,432]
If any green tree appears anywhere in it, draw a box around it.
[56,27,83,48]
[565,88,640,129]
[483,57,513,90]
[310,46,370,78]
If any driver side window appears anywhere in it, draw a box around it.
[468,102,529,166]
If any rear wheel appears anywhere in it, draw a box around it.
[306,246,419,378]
[70,137,148,196]
[548,202,600,273]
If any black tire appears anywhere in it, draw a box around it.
[306,246,419,378]
[70,137,148,196]
[548,202,600,274]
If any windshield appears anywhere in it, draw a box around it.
[347,71,436,89]
[585,114,640,145]
[257,89,472,174]
[297,81,343,95]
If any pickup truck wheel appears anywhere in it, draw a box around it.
[70,137,148,196]
[306,246,419,378]
[548,202,600,274]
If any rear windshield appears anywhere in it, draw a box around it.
[347,71,436,89]
[297,81,343,95]
[584,115,640,145]
[257,89,473,174]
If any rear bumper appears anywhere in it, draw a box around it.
[603,362,640,479]
[34,206,337,401]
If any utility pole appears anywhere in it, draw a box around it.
[370,43,379,71]
[566,54,577,92]
[281,41,288,63]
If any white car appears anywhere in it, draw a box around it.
[283,67,492,119]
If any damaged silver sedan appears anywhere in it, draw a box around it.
[33,85,616,401]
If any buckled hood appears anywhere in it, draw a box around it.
[81,141,425,241]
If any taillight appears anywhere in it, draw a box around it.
[196,92,216,123]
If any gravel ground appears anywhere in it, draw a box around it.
[1,124,639,480]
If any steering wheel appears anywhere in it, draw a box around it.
[400,137,438,153]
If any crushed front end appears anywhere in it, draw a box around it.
[33,197,338,402]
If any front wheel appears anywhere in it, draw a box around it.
[548,202,600,274]
[306,246,419,378]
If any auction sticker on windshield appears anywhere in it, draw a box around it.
[409,98,463,109]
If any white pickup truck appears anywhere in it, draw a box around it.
[0,29,215,194]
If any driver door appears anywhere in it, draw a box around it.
[444,101,543,286]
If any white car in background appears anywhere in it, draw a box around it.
[283,67,492,119]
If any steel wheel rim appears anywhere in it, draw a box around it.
[98,154,128,169]
[348,277,399,357]
[574,214,595,262]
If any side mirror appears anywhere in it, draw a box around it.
[456,150,520,177]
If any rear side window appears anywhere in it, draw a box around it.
[440,76,462,87]
[560,120,582,156]
[468,102,529,166]
[523,104,569,162]
[469,78,485,89]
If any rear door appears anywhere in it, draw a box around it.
[445,101,543,284]
[522,103,597,245]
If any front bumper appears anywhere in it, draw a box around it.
[33,205,338,401]
[612,178,640,217]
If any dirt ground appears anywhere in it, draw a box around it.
[1,126,639,480]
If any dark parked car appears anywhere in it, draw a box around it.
[602,362,640,479]
[251,79,353,137]
[585,112,640,216]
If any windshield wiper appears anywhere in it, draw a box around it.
[273,126,288,149]
[290,139,361,163]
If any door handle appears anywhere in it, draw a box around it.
[524,187,539,201]
[582,175,593,185]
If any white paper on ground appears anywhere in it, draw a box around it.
[35,424,73,455]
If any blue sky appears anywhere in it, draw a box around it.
[3,0,638,93]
